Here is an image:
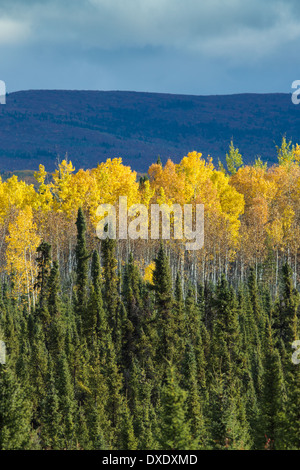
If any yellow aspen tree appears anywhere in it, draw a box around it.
[6,206,41,309]
[51,159,76,215]
[91,158,139,204]
[0,175,36,221]
[139,179,155,207]
[144,261,155,284]
[176,151,216,204]
[69,168,96,215]
[33,164,53,213]
[210,170,244,246]
[90,157,140,226]
[293,143,300,164]
[276,136,294,167]
[148,159,186,205]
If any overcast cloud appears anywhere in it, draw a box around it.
[0,0,299,94]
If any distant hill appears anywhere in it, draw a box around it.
[0,90,299,173]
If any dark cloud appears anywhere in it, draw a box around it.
[0,0,299,94]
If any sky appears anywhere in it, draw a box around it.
[0,0,299,95]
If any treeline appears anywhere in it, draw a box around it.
[0,208,299,450]
[1,137,300,306]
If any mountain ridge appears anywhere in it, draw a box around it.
[0,89,299,173]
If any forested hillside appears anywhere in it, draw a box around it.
[0,141,299,450]
[1,90,300,172]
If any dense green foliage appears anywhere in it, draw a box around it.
[0,209,299,450]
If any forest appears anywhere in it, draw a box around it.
[0,137,299,450]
